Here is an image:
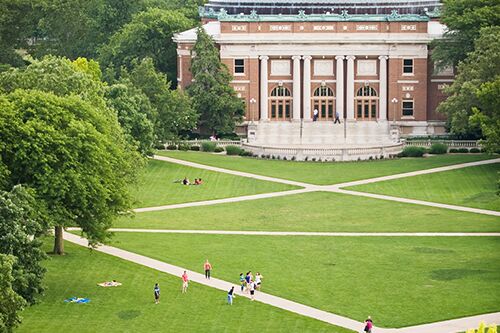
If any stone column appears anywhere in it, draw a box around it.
[378,55,388,121]
[335,56,345,120]
[302,56,312,120]
[346,56,356,120]
[292,55,302,120]
[259,56,269,120]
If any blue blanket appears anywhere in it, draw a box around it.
[64,297,90,304]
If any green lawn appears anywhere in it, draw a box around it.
[109,233,500,328]
[17,240,351,333]
[348,164,500,211]
[114,191,500,232]
[156,151,495,185]
[130,159,298,208]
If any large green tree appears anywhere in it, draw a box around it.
[0,185,47,304]
[432,0,500,68]
[437,26,500,152]
[188,27,244,135]
[0,57,143,254]
[0,254,25,332]
[99,8,194,84]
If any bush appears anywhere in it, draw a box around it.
[449,148,459,153]
[458,148,469,153]
[166,144,177,150]
[470,148,481,153]
[239,150,253,157]
[201,141,216,152]
[214,146,224,153]
[155,142,166,150]
[178,144,190,151]
[190,145,200,151]
[429,143,448,154]
[226,145,243,155]
[401,146,426,157]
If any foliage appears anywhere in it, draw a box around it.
[0,56,143,250]
[401,146,426,157]
[449,148,459,153]
[188,27,245,135]
[190,145,200,151]
[0,186,47,305]
[458,148,470,153]
[179,144,190,151]
[99,8,193,84]
[429,143,448,154]
[214,146,224,153]
[470,148,481,153]
[0,254,26,332]
[432,0,500,68]
[105,80,155,155]
[225,145,243,156]
[167,145,177,150]
[201,142,216,152]
[437,27,500,151]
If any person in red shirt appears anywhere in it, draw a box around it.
[204,260,212,279]
[181,271,189,293]
[364,316,373,333]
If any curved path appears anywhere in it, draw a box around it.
[136,156,500,216]
[64,231,500,333]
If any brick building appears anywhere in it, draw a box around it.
[174,1,454,160]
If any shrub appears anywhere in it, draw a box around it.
[226,145,243,155]
[214,146,224,153]
[239,150,253,157]
[470,148,481,153]
[458,148,469,153]
[166,144,177,150]
[190,145,200,151]
[155,142,166,150]
[449,148,459,153]
[178,144,190,151]
[429,143,448,154]
[201,141,216,152]
[401,146,426,157]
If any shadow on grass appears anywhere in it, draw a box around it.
[117,310,142,320]
[430,269,490,281]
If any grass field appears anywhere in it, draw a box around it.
[348,164,500,211]
[130,159,298,208]
[109,232,500,328]
[17,241,352,333]
[156,151,495,185]
[114,191,500,232]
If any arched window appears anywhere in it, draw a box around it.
[355,86,379,120]
[270,86,292,120]
[312,86,335,120]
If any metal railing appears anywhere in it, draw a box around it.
[403,140,481,148]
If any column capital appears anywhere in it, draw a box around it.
[291,55,302,61]
[346,55,356,61]
[259,55,269,61]
[335,55,345,61]
[302,55,312,61]
[378,55,389,60]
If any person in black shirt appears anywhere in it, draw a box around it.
[154,283,160,304]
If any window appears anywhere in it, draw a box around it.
[234,59,245,74]
[403,59,413,74]
[402,99,414,116]
[355,86,378,120]
[269,86,292,121]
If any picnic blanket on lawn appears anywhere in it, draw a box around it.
[64,297,90,304]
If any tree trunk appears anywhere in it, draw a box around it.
[53,226,64,255]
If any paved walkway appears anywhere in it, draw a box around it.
[64,231,500,333]
[137,156,500,216]
[77,228,500,237]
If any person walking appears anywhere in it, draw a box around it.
[249,280,256,301]
[255,272,263,290]
[239,273,245,292]
[244,271,252,293]
[364,316,373,333]
[204,260,212,279]
[334,110,341,124]
[227,286,235,305]
[313,108,319,121]
[154,283,160,304]
[181,271,189,293]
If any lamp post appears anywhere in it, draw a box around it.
[249,98,257,123]
[391,97,398,125]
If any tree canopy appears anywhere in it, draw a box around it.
[0,254,26,332]
[188,27,244,135]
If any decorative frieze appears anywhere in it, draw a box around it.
[401,24,417,31]
[231,25,247,32]
[357,60,377,76]
[269,25,292,32]
[313,25,335,31]
[270,60,291,76]
[314,60,334,76]
[402,86,414,91]
[356,24,378,31]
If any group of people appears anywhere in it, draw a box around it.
[312,109,341,124]
[238,271,263,301]
[181,177,203,186]
[153,271,190,304]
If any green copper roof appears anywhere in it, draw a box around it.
[202,9,431,22]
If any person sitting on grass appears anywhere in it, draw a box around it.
[194,178,203,185]
[182,177,190,185]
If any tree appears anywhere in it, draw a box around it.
[432,0,500,68]
[125,58,198,142]
[437,26,500,152]
[99,8,194,84]
[0,254,26,332]
[188,27,244,135]
[0,185,47,304]
[0,57,143,254]
[106,80,156,155]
